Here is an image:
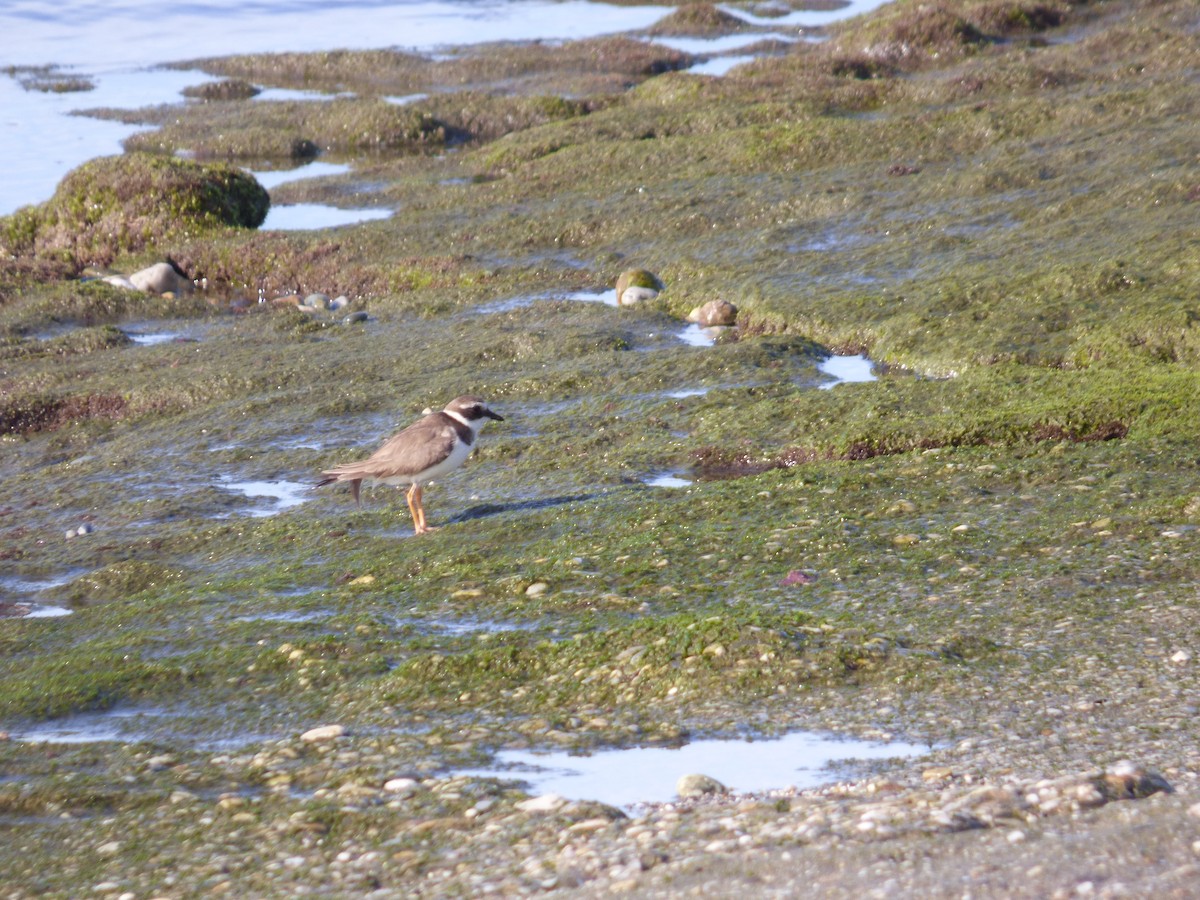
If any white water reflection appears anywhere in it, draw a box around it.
[249,161,353,190]
[475,288,615,315]
[678,323,718,347]
[650,34,792,55]
[645,473,692,488]
[818,353,877,388]
[127,331,182,345]
[261,203,393,231]
[12,708,163,744]
[223,479,312,517]
[689,54,759,77]
[719,0,892,29]
[458,729,929,807]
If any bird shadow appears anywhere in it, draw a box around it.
[445,492,601,525]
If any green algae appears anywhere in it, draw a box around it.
[0,154,269,272]
[1,1,1200,893]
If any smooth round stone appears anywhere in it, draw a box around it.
[516,793,567,813]
[620,285,659,306]
[689,299,738,327]
[301,724,346,742]
[130,262,183,295]
[330,295,350,310]
[525,581,549,597]
[342,311,369,325]
[304,293,331,310]
[676,773,727,798]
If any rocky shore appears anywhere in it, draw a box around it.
[1,0,1198,896]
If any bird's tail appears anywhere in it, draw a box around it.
[315,473,362,507]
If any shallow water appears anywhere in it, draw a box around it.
[260,203,394,231]
[677,323,719,347]
[689,54,762,78]
[645,473,692,488]
[473,288,615,315]
[817,353,877,388]
[0,0,891,216]
[222,479,313,517]
[457,728,929,808]
[249,161,354,191]
[11,707,161,744]
[0,0,672,216]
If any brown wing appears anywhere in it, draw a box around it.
[367,416,461,478]
[321,413,460,480]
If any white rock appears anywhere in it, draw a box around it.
[620,286,659,306]
[384,777,419,793]
[516,793,567,813]
[525,581,549,597]
[130,262,183,295]
[676,773,727,798]
[1171,649,1192,664]
[300,724,345,742]
[102,275,139,291]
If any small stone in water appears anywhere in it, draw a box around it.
[677,773,727,798]
[301,724,346,742]
[516,793,567,813]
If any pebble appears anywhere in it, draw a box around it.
[65,523,94,539]
[384,777,419,794]
[620,285,659,305]
[130,262,185,296]
[304,293,331,310]
[1170,650,1192,664]
[687,299,738,328]
[516,794,567,813]
[525,581,549,597]
[677,774,728,798]
[301,724,346,742]
[342,311,369,325]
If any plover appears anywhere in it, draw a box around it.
[317,396,503,535]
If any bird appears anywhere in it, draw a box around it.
[316,395,503,535]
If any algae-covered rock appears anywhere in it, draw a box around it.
[615,268,664,306]
[180,78,261,101]
[646,3,750,37]
[52,560,185,607]
[0,153,270,267]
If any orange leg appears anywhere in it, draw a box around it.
[405,484,424,534]
[406,484,436,535]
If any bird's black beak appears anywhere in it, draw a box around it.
[486,409,504,422]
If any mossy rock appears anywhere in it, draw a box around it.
[52,561,185,607]
[614,268,664,305]
[0,153,269,268]
[181,78,261,101]
[646,3,750,37]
